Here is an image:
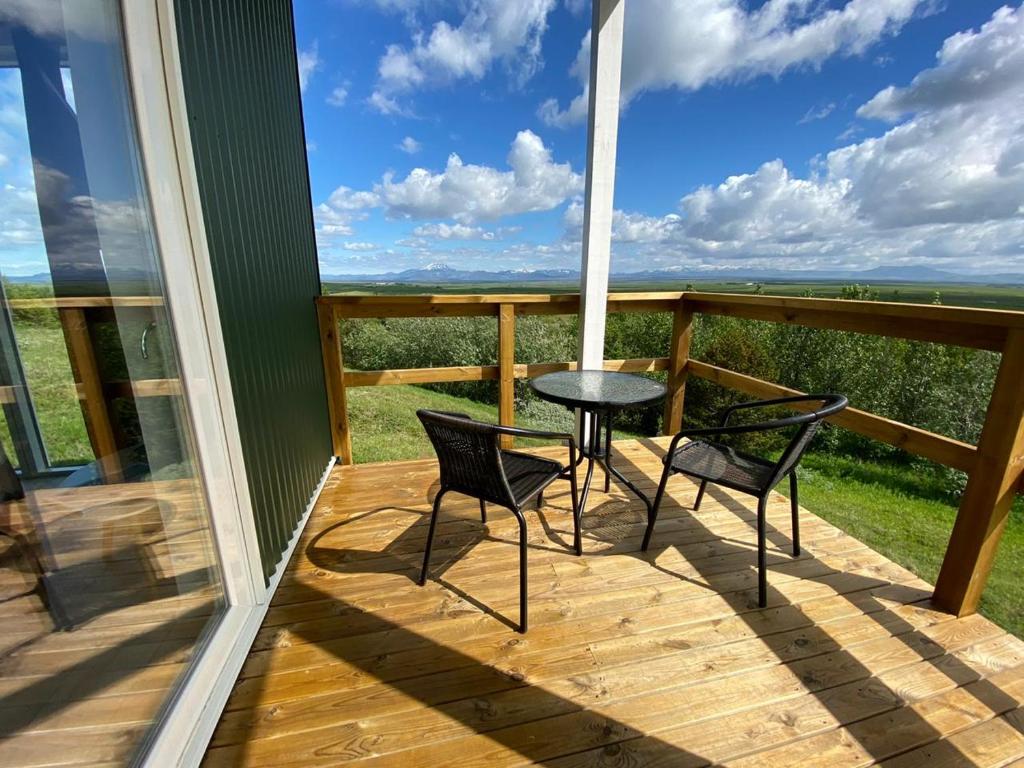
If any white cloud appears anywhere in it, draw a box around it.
[398,136,422,154]
[679,159,855,244]
[570,5,1024,274]
[370,0,558,114]
[799,102,837,124]
[326,186,381,211]
[541,0,928,126]
[297,42,320,92]
[377,129,582,222]
[326,84,349,107]
[564,200,682,243]
[312,186,380,243]
[0,0,113,41]
[342,241,378,251]
[367,89,410,116]
[412,222,497,240]
[858,5,1024,122]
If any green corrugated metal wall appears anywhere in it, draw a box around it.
[173,0,331,581]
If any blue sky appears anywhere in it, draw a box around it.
[295,0,1024,276]
[0,2,1021,279]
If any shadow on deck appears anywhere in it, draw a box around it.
[203,437,1024,767]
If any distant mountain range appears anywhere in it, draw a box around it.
[321,263,1024,285]
[6,262,1022,287]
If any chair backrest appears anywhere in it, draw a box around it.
[417,410,514,507]
[766,394,847,489]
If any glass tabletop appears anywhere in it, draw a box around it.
[528,370,667,410]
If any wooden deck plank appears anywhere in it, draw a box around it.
[202,438,1024,768]
[0,480,222,768]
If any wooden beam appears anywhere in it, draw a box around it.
[687,359,978,473]
[663,300,694,435]
[345,357,670,387]
[59,308,121,481]
[934,328,1024,616]
[318,292,683,319]
[684,293,1014,351]
[345,366,499,387]
[95,378,182,399]
[316,303,352,464]
[7,296,164,310]
[498,303,516,449]
[576,0,625,374]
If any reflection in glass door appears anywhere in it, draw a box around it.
[0,2,226,765]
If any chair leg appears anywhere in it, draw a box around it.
[757,495,768,608]
[419,489,447,586]
[512,507,528,633]
[536,491,543,510]
[642,465,673,551]
[790,471,800,556]
[479,499,487,524]
[693,479,708,511]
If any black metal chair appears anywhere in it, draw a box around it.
[417,409,581,632]
[642,394,848,608]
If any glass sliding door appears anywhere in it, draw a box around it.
[0,2,229,765]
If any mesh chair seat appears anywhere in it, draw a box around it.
[500,450,563,504]
[668,440,775,494]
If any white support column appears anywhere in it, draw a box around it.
[577,0,625,373]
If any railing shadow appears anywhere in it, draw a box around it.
[0,602,217,744]
[212,442,1023,765]
[215,577,711,766]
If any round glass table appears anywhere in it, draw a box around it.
[528,370,666,524]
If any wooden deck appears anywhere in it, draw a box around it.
[0,480,221,767]
[204,437,1024,767]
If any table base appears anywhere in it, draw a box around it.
[557,409,654,553]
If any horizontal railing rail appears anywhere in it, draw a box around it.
[315,290,1024,620]
[3,295,172,479]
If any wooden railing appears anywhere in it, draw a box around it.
[3,295,174,479]
[316,291,1024,618]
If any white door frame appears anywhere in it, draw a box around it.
[120,1,284,765]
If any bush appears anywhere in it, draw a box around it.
[337,291,1000,501]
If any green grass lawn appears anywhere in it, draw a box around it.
[1,321,91,467]
[778,453,1021,637]
[347,383,587,463]
[349,385,1023,638]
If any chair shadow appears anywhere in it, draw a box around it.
[608,435,1016,764]
[303,491,577,633]
[224,442,1023,766]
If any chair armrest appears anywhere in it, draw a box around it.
[493,424,575,442]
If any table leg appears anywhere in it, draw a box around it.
[577,409,598,528]
[597,410,654,516]
[603,411,612,493]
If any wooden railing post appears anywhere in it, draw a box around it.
[59,307,121,481]
[933,328,1024,616]
[498,303,515,449]
[316,302,353,464]
[662,298,694,435]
